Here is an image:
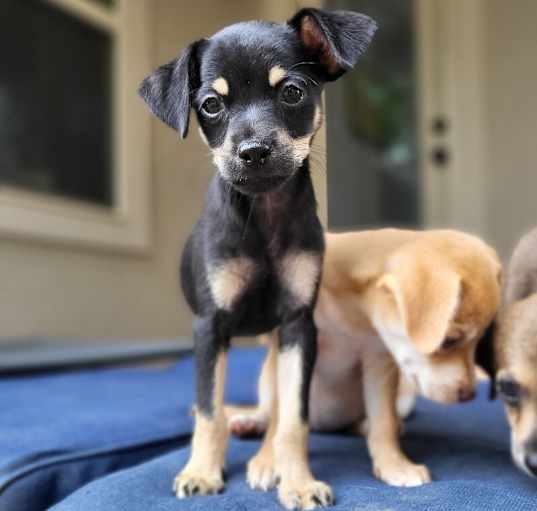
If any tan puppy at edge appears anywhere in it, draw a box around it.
[228,229,502,488]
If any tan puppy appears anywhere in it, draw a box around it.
[229,229,502,489]
[478,227,537,477]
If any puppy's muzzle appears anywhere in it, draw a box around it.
[229,136,292,194]
[238,141,271,167]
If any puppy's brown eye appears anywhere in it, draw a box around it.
[281,84,304,105]
[497,379,521,406]
[201,97,223,116]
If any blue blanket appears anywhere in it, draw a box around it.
[51,378,537,510]
[0,348,262,511]
[3,346,537,510]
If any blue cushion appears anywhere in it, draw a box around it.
[51,380,537,510]
[0,347,264,511]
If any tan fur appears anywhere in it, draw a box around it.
[211,133,233,173]
[274,344,334,508]
[275,130,313,165]
[279,252,320,306]
[231,335,332,507]
[229,229,501,488]
[208,257,255,311]
[504,228,537,304]
[291,136,313,164]
[376,263,462,354]
[274,106,322,165]
[268,65,286,87]
[363,351,431,486]
[212,77,229,96]
[494,292,537,476]
[174,352,228,497]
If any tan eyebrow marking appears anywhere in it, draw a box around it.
[268,65,286,87]
[211,77,229,96]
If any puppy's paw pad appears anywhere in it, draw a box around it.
[247,455,279,491]
[374,461,431,487]
[228,414,267,438]
[173,471,224,498]
[279,480,334,510]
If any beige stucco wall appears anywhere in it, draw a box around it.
[483,0,537,260]
[0,0,327,341]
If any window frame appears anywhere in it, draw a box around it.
[0,0,153,254]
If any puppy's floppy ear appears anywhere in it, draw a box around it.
[288,8,377,80]
[378,252,462,354]
[138,40,204,138]
[475,320,497,399]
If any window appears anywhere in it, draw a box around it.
[0,0,152,252]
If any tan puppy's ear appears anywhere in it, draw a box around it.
[378,256,462,354]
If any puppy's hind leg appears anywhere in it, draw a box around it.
[173,315,230,498]
[228,332,277,438]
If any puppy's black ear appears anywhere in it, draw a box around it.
[476,320,497,400]
[288,8,377,81]
[138,40,204,138]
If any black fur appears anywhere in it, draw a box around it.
[475,321,497,399]
[139,9,377,420]
[139,40,204,138]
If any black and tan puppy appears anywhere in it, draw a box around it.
[478,227,537,477]
[139,9,377,509]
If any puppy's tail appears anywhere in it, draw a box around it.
[504,227,537,304]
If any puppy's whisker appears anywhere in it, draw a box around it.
[289,61,317,68]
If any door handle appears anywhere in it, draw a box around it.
[431,146,450,168]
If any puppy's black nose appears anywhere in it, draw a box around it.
[458,388,476,402]
[525,453,537,476]
[238,142,271,166]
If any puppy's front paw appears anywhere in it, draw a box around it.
[229,413,267,438]
[278,480,334,510]
[173,469,224,498]
[247,452,279,491]
[373,459,431,487]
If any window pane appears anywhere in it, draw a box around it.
[0,0,113,207]
[326,0,419,229]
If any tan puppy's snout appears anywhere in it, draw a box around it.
[414,356,476,404]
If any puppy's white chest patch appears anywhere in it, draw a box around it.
[208,257,255,310]
[279,251,321,306]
